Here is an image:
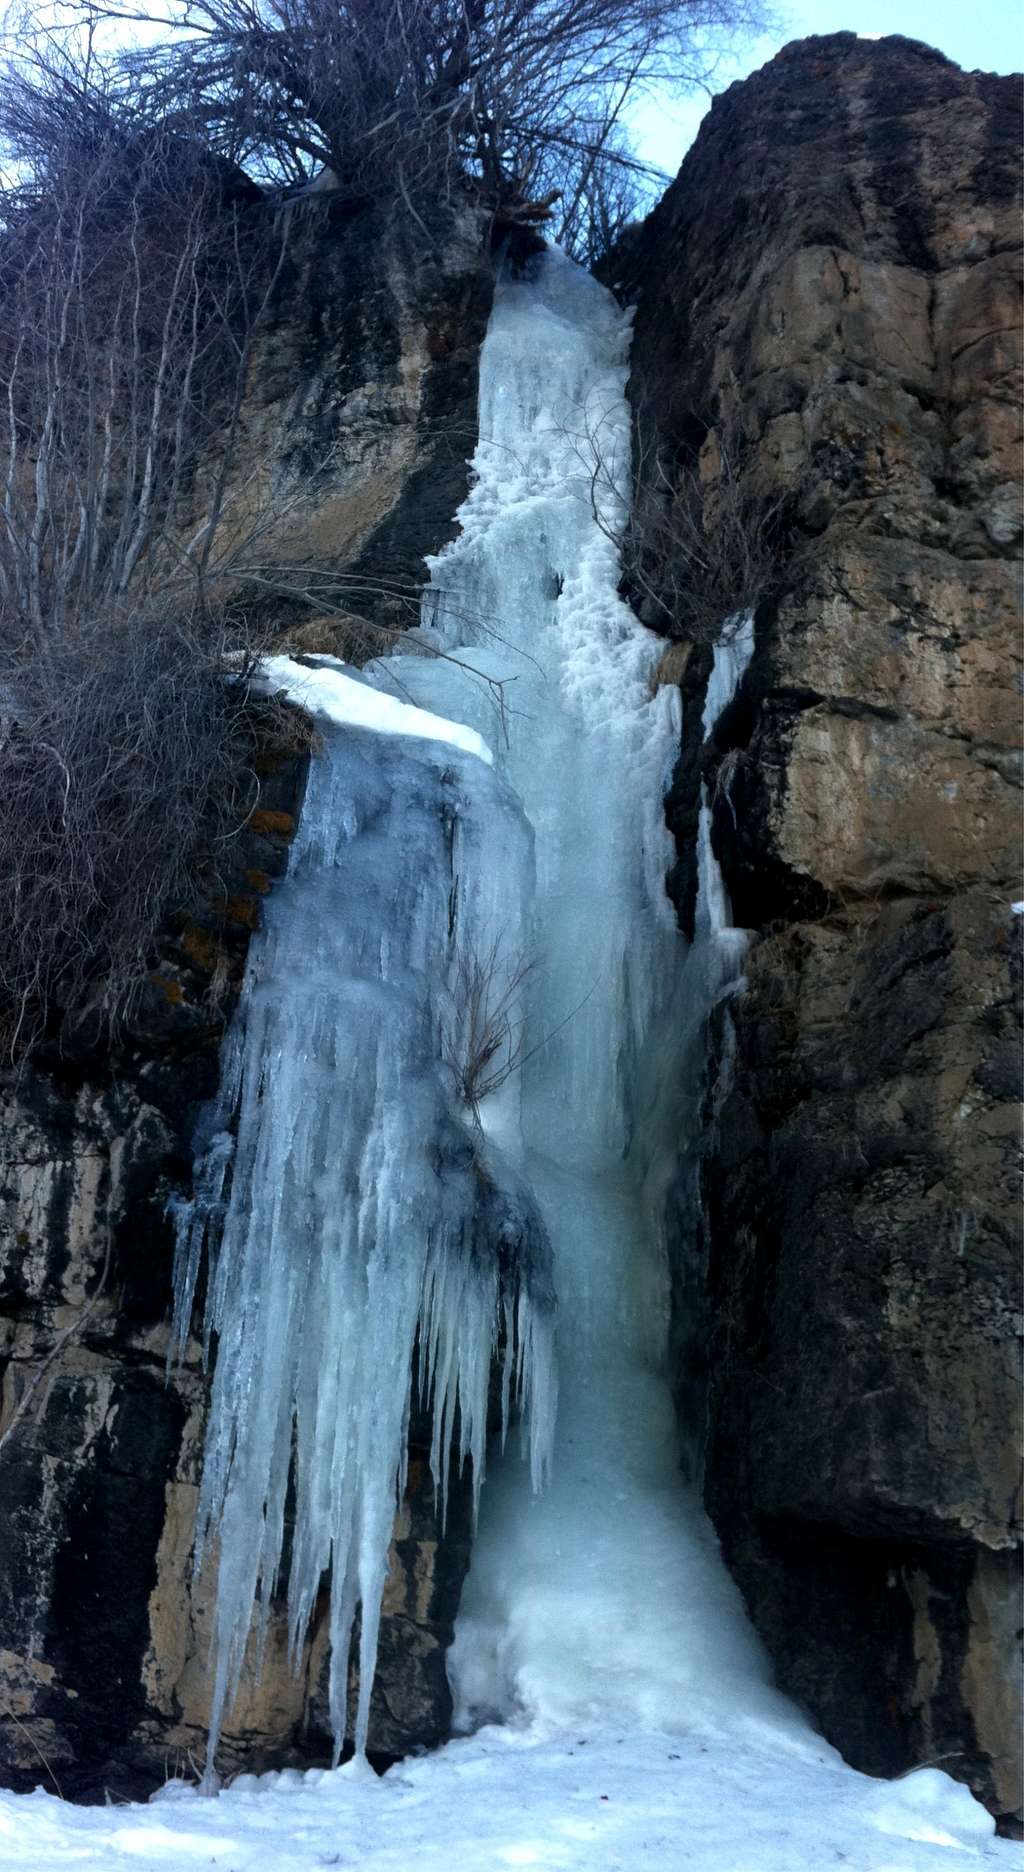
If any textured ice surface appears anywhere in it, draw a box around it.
[360,253,790,1743]
[172,716,555,1778]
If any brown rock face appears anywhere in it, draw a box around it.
[625,34,1021,1826]
[0,200,491,1797]
[179,194,494,650]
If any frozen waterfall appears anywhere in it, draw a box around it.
[172,666,557,1784]
[176,245,807,1785]
[377,252,798,1743]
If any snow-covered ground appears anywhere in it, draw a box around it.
[0,1728,1017,1871]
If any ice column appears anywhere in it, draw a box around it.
[367,256,797,1741]
[172,667,556,1783]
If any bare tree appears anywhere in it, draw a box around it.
[0,47,290,1055]
[38,0,768,253]
[544,117,646,267]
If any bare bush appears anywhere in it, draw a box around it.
[627,407,788,641]
[0,607,261,1056]
[569,390,787,643]
[0,53,283,631]
[0,50,292,1054]
[439,943,602,1126]
[441,940,533,1119]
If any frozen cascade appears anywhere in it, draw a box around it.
[368,252,806,1746]
[172,668,557,1784]
[177,246,808,1788]
[4,250,1009,1872]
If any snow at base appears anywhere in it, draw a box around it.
[0,1732,1015,1872]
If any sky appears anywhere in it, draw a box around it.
[629,0,1023,177]
[8,0,1019,193]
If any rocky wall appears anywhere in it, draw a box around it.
[0,197,493,1796]
[624,33,1022,1828]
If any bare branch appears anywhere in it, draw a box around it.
[562,385,788,643]
[21,0,769,258]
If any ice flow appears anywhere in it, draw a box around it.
[172,674,557,1782]
[371,252,801,1744]
[177,246,806,1782]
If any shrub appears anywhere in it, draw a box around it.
[441,941,534,1120]
[0,606,260,1056]
[622,406,789,642]
[0,53,285,1055]
[571,391,788,644]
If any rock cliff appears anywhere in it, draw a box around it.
[0,198,491,1796]
[623,32,1022,1829]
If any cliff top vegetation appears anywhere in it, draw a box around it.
[0,0,766,1057]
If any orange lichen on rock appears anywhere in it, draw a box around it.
[151,972,185,1004]
[179,924,223,974]
[222,894,261,930]
[247,808,295,837]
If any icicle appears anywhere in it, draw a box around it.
[697,609,755,954]
[173,702,555,1785]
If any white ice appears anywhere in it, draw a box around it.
[367,250,790,1746]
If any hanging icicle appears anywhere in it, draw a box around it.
[172,679,556,1783]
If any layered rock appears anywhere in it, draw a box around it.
[625,33,1021,1827]
[0,199,492,1796]
[182,194,494,650]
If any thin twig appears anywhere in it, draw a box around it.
[0,1700,66,1800]
[0,1230,113,1462]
